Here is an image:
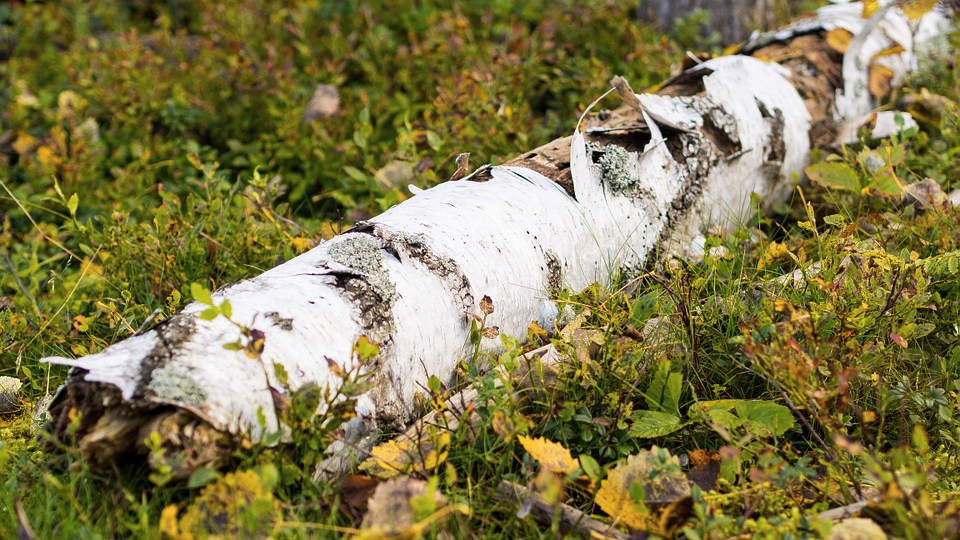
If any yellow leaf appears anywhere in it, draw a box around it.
[36,145,61,168]
[158,505,187,540]
[874,44,906,57]
[291,236,313,253]
[518,435,579,475]
[900,0,939,20]
[868,63,895,100]
[360,432,450,478]
[595,472,649,530]
[595,447,690,532]
[178,470,278,539]
[826,28,853,53]
[12,133,38,156]
[491,409,516,442]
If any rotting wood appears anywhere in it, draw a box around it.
[41,2,953,480]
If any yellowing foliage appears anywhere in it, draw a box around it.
[899,0,940,20]
[518,435,579,475]
[159,470,279,540]
[359,432,450,478]
[595,448,690,533]
[826,28,853,53]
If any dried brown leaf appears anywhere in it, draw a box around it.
[479,295,495,315]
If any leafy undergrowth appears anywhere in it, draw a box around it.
[2,0,960,538]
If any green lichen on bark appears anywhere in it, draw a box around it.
[588,142,643,198]
[329,235,399,305]
[147,366,208,408]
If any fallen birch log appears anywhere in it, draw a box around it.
[42,2,952,478]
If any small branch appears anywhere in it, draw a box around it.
[1,249,39,317]
[133,308,164,336]
[494,480,629,540]
[817,500,869,522]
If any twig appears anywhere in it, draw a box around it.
[16,500,38,540]
[1,249,39,317]
[494,480,629,540]
[0,179,81,261]
[133,308,164,336]
[817,500,870,522]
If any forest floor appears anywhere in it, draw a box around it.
[2,1,960,538]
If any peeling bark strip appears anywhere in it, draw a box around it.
[43,3,952,476]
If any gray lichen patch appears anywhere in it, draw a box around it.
[264,311,294,331]
[587,141,646,199]
[135,314,197,400]
[146,365,208,408]
[756,100,786,165]
[544,250,563,297]
[329,235,399,306]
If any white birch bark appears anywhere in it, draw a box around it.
[42,1,952,475]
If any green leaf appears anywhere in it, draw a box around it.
[806,162,861,192]
[823,214,846,228]
[190,282,213,306]
[630,292,660,326]
[579,455,601,480]
[865,173,902,196]
[52,177,66,200]
[353,336,380,362]
[630,481,646,503]
[734,401,794,438]
[645,361,682,417]
[199,306,220,321]
[629,410,683,438]
[187,467,220,489]
[219,299,232,320]
[343,165,367,183]
[426,130,442,151]
[67,193,78,216]
[692,400,745,430]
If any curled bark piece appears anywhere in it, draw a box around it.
[42,3,951,478]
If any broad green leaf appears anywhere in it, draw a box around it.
[823,214,846,228]
[190,282,213,306]
[630,410,683,438]
[354,336,380,362]
[579,454,601,480]
[692,400,744,430]
[343,165,367,183]
[199,306,220,321]
[645,361,682,417]
[865,173,902,196]
[734,401,794,438]
[67,193,78,216]
[187,466,220,489]
[219,299,232,320]
[806,162,860,192]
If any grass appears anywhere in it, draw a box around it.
[2,0,960,538]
